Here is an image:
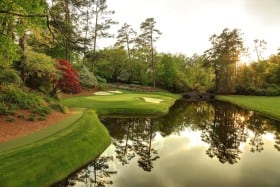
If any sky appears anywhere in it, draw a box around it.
[103,0,280,61]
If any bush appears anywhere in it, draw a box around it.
[50,103,67,113]
[264,85,280,96]
[56,59,81,94]
[24,50,58,93]
[79,66,98,88]
[0,103,15,115]
[0,85,43,109]
[97,83,108,90]
[32,106,51,116]
[0,68,22,86]
[27,114,36,121]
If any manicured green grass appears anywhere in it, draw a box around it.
[0,110,111,187]
[216,95,280,120]
[0,90,180,186]
[62,91,181,115]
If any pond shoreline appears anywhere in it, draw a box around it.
[216,95,280,121]
[0,90,180,186]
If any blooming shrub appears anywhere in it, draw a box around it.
[56,59,81,94]
[79,66,98,88]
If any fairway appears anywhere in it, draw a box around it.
[216,95,280,120]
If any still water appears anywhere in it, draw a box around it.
[62,100,280,187]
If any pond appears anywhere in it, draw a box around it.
[58,100,280,187]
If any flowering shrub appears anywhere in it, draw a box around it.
[79,66,98,88]
[56,59,81,93]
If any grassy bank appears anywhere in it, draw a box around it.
[216,95,280,120]
[0,90,180,186]
[0,110,111,187]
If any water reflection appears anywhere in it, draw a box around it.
[104,117,160,172]
[61,100,280,186]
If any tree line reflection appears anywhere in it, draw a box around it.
[62,100,280,186]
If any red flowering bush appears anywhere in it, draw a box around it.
[56,59,81,93]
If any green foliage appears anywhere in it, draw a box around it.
[24,49,58,93]
[27,114,36,121]
[50,103,67,113]
[156,54,189,92]
[37,116,47,121]
[0,102,15,115]
[79,66,98,88]
[0,85,43,110]
[32,106,51,116]
[0,68,22,86]
[205,28,245,94]
[95,48,128,82]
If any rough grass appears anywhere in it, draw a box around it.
[0,110,111,187]
[216,95,280,120]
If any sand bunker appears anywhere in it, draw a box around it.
[94,90,122,95]
[142,97,163,104]
[94,91,113,96]
[108,90,123,94]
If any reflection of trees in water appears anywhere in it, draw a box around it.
[199,101,280,163]
[201,102,247,164]
[110,118,136,165]
[66,156,116,187]
[247,114,266,152]
[133,119,160,172]
[157,100,214,136]
[274,133,280,151]
[59,100,280,186]
[103,117,160,172]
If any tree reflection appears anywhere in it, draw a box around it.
[103,117,160,172]
[66,156,116,187]
[57,100,280,186]
[274,133,280,151]
[105,118,136,165]
[247,114,266,152]
[201,102,248,164]
[133,119,160,172]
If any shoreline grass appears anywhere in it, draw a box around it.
[216,95,280,120]
[0,110,111,187]
[0,91,180,186]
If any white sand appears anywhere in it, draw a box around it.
[94,91,113,96]
[142,97,163,104]
[108,90,122,94]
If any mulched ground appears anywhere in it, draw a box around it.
[0,110,72,143]
[0,88,97,143]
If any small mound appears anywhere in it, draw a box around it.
[142,97,163,104]
[94,91,113,96]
